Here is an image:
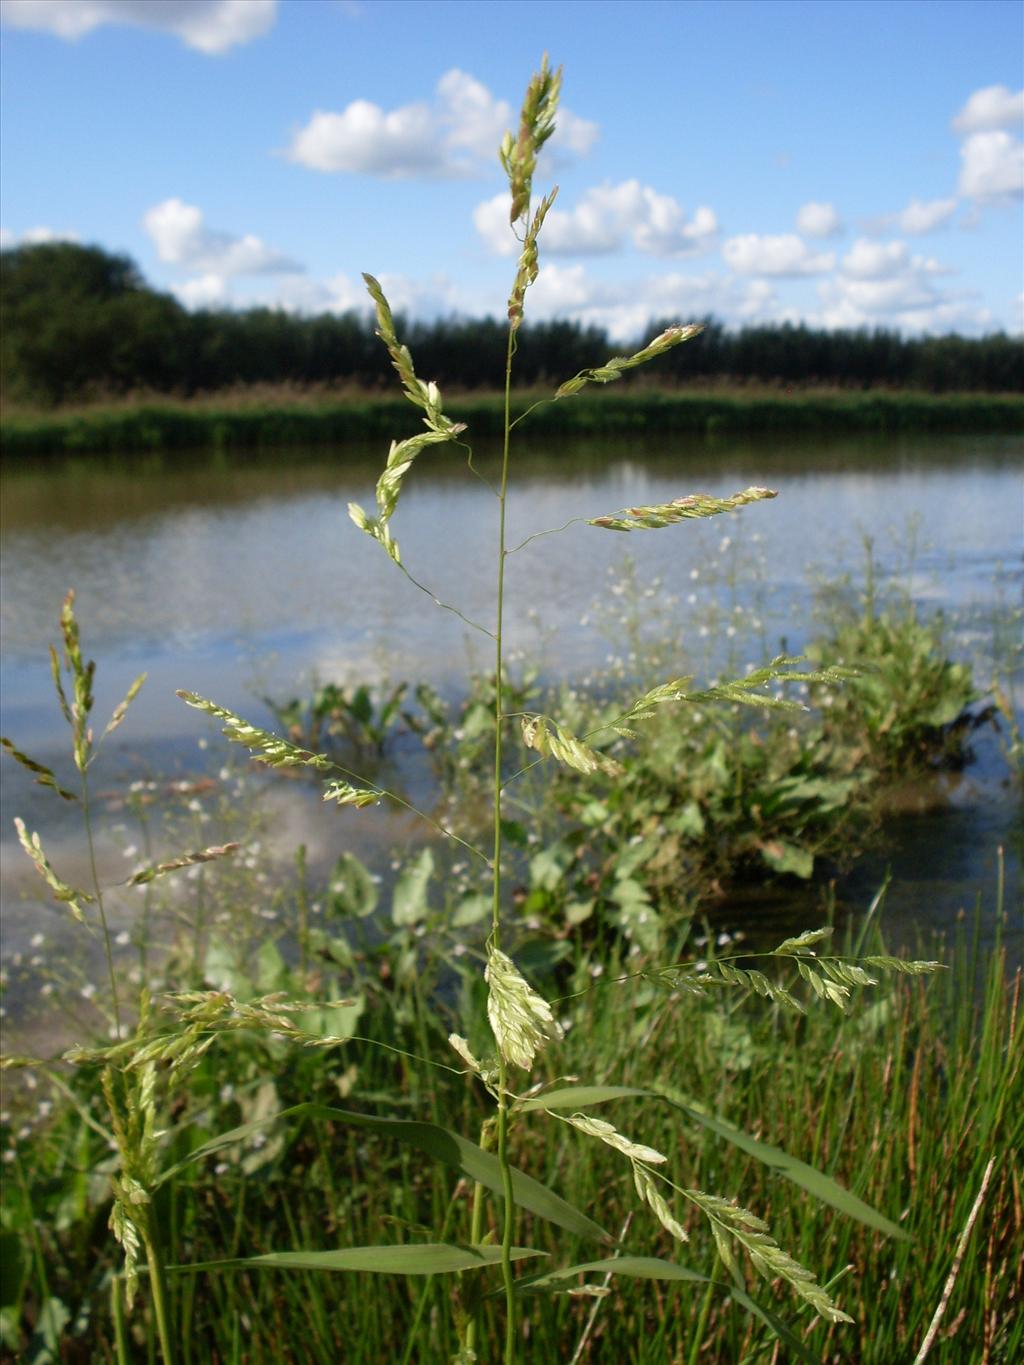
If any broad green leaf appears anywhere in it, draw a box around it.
[657,1090,908,1241]
[516,1085,648,1113]
[517,1083,905,1241]
[328,852,379,919]
[392,848,434,926]
[515,1254,708,1288]
[161,1103,610,1242]
[759,840,815,880]
[177,1243,544,1276]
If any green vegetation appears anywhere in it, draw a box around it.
[2,244,1022,408]
[3,386,1022,457]
[2,57,1017,1365]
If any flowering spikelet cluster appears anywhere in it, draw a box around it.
[485,945,563,1071]
[562,1111,666,1164]
[632,1162,689,1244]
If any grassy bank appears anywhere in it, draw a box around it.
[3,879,1019,1364]
[3,386,1023,456]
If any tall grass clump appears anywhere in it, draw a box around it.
[165,59,944,1361]
[5,58,989,1365]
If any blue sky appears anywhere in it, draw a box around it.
[2,0,1022,339]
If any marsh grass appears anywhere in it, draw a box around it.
[3,389,1022,458]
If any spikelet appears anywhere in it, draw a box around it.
[14,817,93,922]
[176,693,331,769]
[632,1163,689,1243]
[521,715,622,776]
[688,1190,853,1323]
[562,1112,667,1165]
[556,324,704,399]
[485,945,563,1071]
[499,54,561,224]
[127,842,240,886]
[588,487,776,533]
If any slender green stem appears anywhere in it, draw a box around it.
[112,1274,131,1365]
[144,1231,176,1365]
[463,1118,493,1359]
[492,326,518,1362]
[81,766,121,1037]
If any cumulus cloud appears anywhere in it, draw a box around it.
[143,198,302,283]
[722,233,835,276]
[818,275,993,334]
[891,196,958,234]
[818,238,985,333]
[288,68,597,179]
[522,262,793,340]
[952,85,1024,134]
[0,0,275,53]
[475,181,718,259]
[796,202,842,238]
[957,130,1024,203]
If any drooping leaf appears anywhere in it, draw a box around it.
[516,1085,648,1113]
[656,1089,908,1241]
[177,1243,545,1276]
[162,1103,610,1242]
[518,1083,907,1241]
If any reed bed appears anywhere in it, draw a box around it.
[3,388,1022,457]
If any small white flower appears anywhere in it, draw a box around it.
[30,932,45,948]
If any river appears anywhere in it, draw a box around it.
[1,430,1021,1016]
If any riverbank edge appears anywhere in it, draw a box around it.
[3,388,1023,455]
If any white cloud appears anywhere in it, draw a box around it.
[840,238,912,281]
[818,241,987,333]
[892,197,958,234]
[796,202,842,238]
[475,181,717,259]
[288,68,597,179]
[0,224,79,247]
[143,198,302,276]
[957,130,1024,203]
[722,233,834,276]
[0,0,275,53]
[523,262,791,340]
[952,85,1024,135]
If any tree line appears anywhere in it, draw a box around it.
[3,242,1021,405]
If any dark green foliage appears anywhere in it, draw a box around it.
[3,389,1022,457]
[3,243,1022,412]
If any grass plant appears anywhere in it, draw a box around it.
[2,56,1014,1365]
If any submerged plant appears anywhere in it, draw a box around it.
[164,57,942,1362]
